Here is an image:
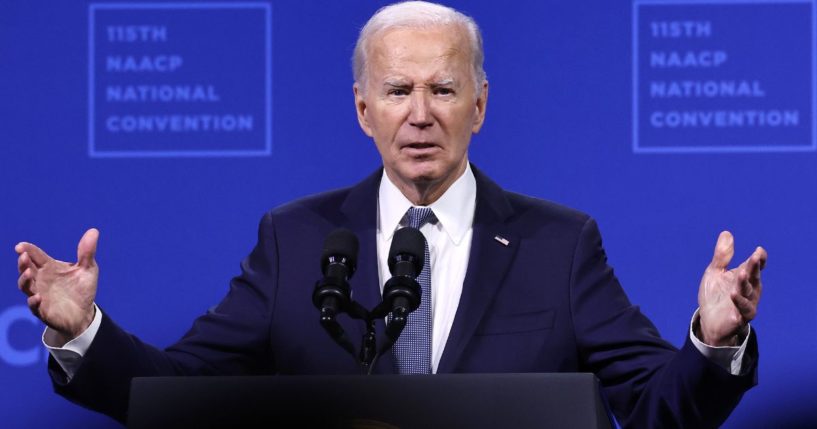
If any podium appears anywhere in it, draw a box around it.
[128,373,614,428]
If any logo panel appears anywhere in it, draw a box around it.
[89,3,272,157]
[633,0,814,153]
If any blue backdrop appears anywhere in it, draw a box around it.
[2,1,815,427]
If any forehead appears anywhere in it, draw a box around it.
[366,25,473,81]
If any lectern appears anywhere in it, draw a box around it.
[128,373,614,428]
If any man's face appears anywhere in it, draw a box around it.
[354,25,488,202]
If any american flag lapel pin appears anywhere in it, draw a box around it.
[494,235,510,246]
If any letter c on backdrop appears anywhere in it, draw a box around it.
[0,305,42,366]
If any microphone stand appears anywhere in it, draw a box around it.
[317,297,409,374]
[315,226,423,374]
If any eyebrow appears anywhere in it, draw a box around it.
[383,79,411,88]
[431,78,455,87]
[382,78,457,88]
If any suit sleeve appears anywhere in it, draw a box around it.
[50,212,280,423]
[569,217,757,429]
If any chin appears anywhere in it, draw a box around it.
[403,163,445,184]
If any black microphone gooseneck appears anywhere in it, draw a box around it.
[368,227,425,372]
[312,227,427,373]
[312,228,359,359]
[378,227,424,338]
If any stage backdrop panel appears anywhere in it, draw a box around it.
[1,1,815,427]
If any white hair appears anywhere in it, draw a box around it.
[352,1,486,92]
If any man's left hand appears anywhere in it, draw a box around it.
[698,231,767,347]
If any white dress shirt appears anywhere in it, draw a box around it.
[45,162,749,378]
[376,164,476,373]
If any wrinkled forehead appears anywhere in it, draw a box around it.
[366,24,474,80]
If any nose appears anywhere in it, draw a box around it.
[408,90,433,129]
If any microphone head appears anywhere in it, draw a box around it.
[321,228,359,276]
[388,227,425,274]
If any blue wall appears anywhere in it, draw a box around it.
[1,1,815,427]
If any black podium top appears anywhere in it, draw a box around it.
[128,373,613,429]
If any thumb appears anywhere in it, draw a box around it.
[77,228,100,268]
[709,230,734,271]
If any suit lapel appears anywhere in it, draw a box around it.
[437,167,519,373]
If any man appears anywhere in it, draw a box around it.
[15,2,766,427]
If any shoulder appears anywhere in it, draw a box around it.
[253,187,352,240]
[473,165,592,233]
[505,191,590,227]
[259,168,381,230]
[269,186,351,219]
[502,191,598,249]
[473,164,590,228]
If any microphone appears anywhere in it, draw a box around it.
[312,228,359,323]
[382,227,425,330]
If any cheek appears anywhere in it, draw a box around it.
[369,107,404,136]
[439,106,476,135]
[375,114,410,144]
[369,113,405,156]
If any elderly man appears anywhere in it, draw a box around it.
[15,1,765,427]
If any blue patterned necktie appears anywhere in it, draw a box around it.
[392,207,434,374]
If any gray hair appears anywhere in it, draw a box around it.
[352,1,486,93]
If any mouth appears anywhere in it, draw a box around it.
[401,142,439,154]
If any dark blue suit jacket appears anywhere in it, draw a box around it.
[51,166,757,427]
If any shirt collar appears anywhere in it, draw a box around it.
[378,163,476,245]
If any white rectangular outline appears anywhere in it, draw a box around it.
[632,0,817,153]
[88,2,273,158]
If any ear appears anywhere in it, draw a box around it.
[354,83,374,137]
[471,80,489,134]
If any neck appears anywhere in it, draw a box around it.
[387,161,468,206]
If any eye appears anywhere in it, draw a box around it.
[434,87,454,96]
[387,88,409,96]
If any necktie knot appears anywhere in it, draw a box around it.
[405,207,435,230]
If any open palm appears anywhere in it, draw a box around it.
[16,229,100,345]
[698,231,766,346]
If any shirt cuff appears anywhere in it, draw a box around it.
[689,308,750,376]
[42,304,103,380]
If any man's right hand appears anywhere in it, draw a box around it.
[15,228,100,346]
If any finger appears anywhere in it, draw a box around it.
[732,292,756,322]
[27,294,42,316]
[736,247,766,296]
[739,263,758,299]
[77,228,100,269]
[17,252,36,275]
[18,269,35,296]
[14,242,52,268]
[18,252,39,277]
[719,267,748,300]
[749,246,767,282]
[709,231,735,271]
[737,267,753,298]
